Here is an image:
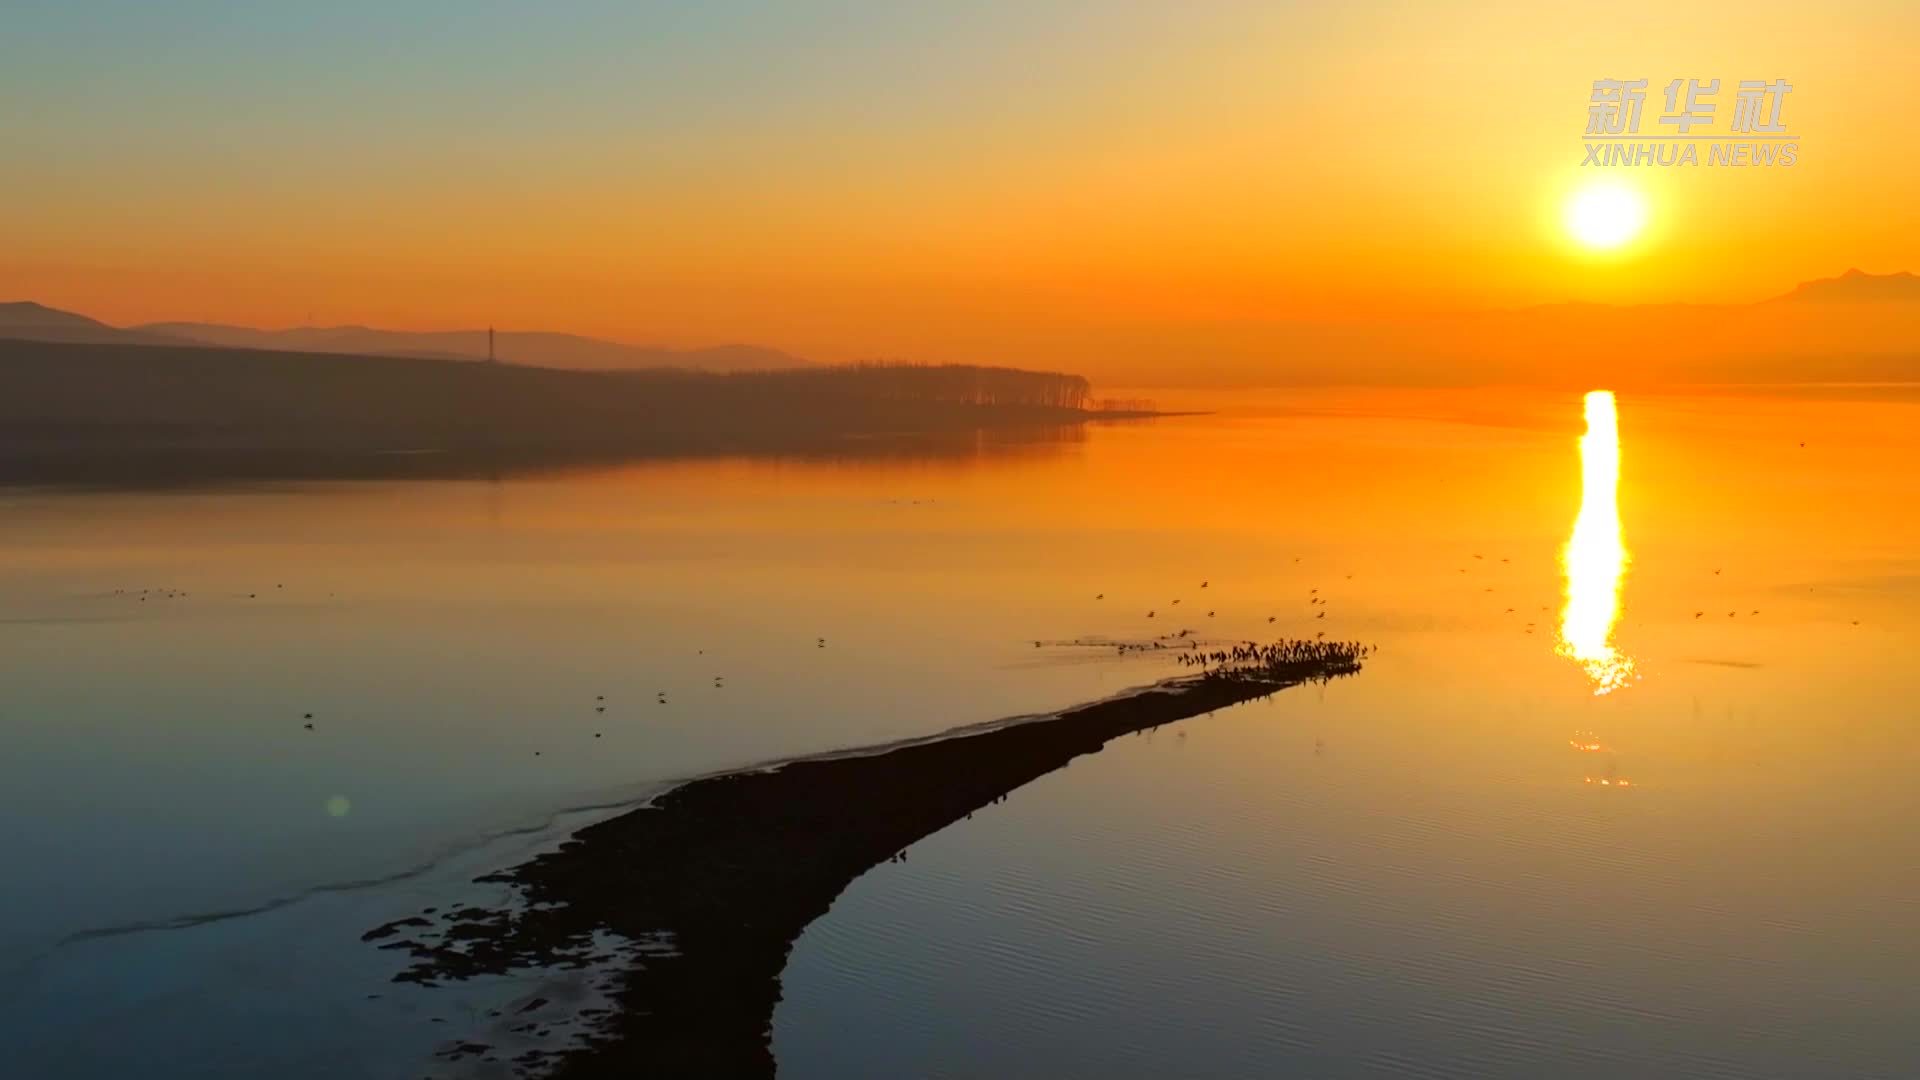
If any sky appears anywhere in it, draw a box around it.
[3,1,1917,377]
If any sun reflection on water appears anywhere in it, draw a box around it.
[1558,391,1637,694]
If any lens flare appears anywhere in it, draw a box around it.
[1557,391,1636,694]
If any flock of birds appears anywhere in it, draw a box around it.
[1071,576,1377,675]
[282,630,833,749]
[1174,638,1375,678]
[1091,575,1353,646]
[296,641,822,747]
[93,556,1874,749]
[1069,552,1873,660]
[109,583,319,603]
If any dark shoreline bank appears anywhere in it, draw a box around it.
[369,644,1367,1077]
[0,339,1176,486]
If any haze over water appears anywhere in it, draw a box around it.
[4,386,1917,1077]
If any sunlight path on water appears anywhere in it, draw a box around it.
[1558,390,1636,694]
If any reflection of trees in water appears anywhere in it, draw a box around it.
[724,362,1091,410]
[0,425,1093,488]
[768,423,1088,467]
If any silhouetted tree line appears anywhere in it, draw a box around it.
[0,341,1116,482]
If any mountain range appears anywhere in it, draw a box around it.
[0,303,808,373]
[4,268,1918,387]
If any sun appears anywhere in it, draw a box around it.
[1565,183,1648,251]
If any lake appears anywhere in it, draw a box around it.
[3,386,1916,1077]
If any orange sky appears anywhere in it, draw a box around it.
[3,2,1916,378]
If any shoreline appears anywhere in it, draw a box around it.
[368,643,1368,1077]
[0,338,1183,487]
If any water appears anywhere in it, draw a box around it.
[3,387,1917,1076]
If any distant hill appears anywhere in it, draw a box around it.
[10,270,1919,390]
[0,301,104,331]
[134,322,811,372]
[1770,268,1920,304]
[0,302,811,373]
[0,302,185,347]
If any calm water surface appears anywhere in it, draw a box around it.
[3,388,1916,1077]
